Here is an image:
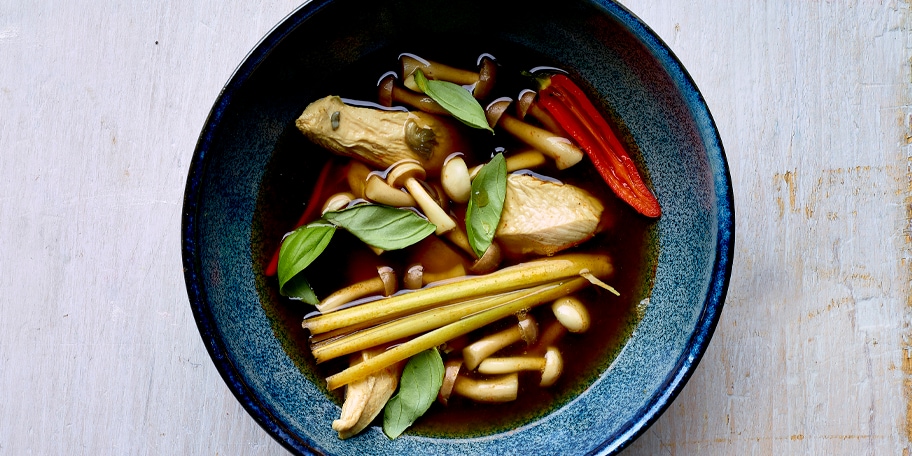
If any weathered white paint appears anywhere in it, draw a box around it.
[0,1,908,454]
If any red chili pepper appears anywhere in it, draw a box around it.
[264,159,338,277]
[536,74,661,218]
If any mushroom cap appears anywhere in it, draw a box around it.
[469,240,502,274]
[539,346,563,387]
[386,160,426,188]
[472,56,497,100]
[321,192,355,215]
[551,295,591,333]
[377,72,396,107]
[441,154,471,204]
[484,97,512,128]
[403,263,424,290]
[517,314,539,346]
[437,359,463,406]
[377,266,397,296]
[515,89,537,120]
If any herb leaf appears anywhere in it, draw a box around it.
[413,69,493,133]
[281,275,319,305]
[466,153,507,257]
[383,348,444,439]
[277,221,336,304]
[324,204,435,250]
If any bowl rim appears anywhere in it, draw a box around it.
[181,0,735,454]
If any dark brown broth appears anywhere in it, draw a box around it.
[252,39,657,437]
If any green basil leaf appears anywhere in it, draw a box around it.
[277,221,336,303]
[466,153,507,257]
[413,69,493,133]
[383,348,444,439]
[280,274,319,305]
[323,204,435,250]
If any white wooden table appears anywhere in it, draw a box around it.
[1,1,908,454]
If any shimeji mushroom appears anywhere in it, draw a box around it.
[528,319,568,357]
[516,88,565,135]
[551,295,591,333]
[485,97,583,170]
[344,161,417,207]
[437,359,463,406]
[386,160,457,235]
[321,192,355,214]
[468,149,548,180]
[452,372,518,403]
[441,153,471,204]
[364,172,416,207]
[346,161,371,198]
[403,263,424,290]
[476,346,564,387]
[377,72,450,116]
[539,347,564,387]
[462,314,539,370]
[317,266,398,313]
[400,53,498,100]
[387,160,502,272]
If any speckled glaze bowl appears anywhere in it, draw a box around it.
[181,0,734,454]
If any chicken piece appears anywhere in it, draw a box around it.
[495,173,604,256]
[332,348,403,439]
[296,96,467,175]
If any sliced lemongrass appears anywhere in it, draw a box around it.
[311,282,560,363]
[303,253,612,336]
[580,269,620,296]
[325,277,590,390]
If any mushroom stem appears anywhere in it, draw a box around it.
[475,347,562,387]
[317,266,397,313]
[486,99,583,170]
[462,315,538,370]
[528,320,568,357]
[402,54,479,88]
[452,373,518,403]
[387,161,457,235]
[324,277,592,390]
[400,54,496,99]
[378,73,450,115]
[468,149,547,179]
[438,359,463,405]
[303,253,612,335]
[476,356,546,375]
[364,173,416,207]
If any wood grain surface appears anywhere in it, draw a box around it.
[0,1,908,454]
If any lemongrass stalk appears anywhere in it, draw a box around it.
[303,253,612,336]
[312,282,560,363]
[325,277,591,390]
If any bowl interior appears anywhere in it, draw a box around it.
[182,0,733,454]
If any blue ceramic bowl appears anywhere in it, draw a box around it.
[182,0,734,454]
